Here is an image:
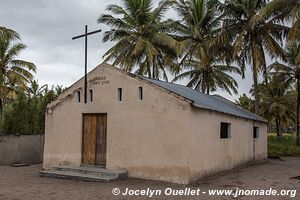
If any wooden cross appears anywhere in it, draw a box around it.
[72,25,102,104]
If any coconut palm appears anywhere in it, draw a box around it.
[258,78,295,137]
[268,43,300,145]
[223,0,289,114]
[0,27,19,40]
[259,0,300,42]
[54,85,66,96]
[170,0,241,94]
[0,28,36,114]
[27,80,47,99]
[172,55,241,95]
[98,0,179,80]
[235,93,255,113]
[169,0,223,67]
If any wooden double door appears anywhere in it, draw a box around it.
[82,114,107,167]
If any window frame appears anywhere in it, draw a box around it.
[76,91,81,103]
[220,122,231,139]
[89,89,93,102]
[139,86,143,100]
[118,88,122,101]
[253,126,259,139]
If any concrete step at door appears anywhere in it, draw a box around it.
[53,165,127,178]
[39,170,118,182]
[39,165,128,182]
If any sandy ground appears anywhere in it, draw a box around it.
[0,158,299,200]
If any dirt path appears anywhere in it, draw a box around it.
[0,158,299,200]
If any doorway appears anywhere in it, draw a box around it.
[82,113,107,167]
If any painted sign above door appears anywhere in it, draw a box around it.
[89,76,110,86]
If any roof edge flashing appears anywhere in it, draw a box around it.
[191,102,267,123]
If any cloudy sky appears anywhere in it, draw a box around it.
[0,0,258,101]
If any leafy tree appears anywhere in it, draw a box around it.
[223,0,289,114]
[2,92,32,134]
[235,93,254,113]
[258,78,295,137]
[27,80,47,99]
[269,43,300,145]
[98,0,179,80]
[0,27,36,115]
[53,85,65,96]
[1,80,65,135]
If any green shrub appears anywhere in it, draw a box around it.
[268,134,300,157]
[1,88,59,135]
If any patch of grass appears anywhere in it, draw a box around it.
[268,134,300,157]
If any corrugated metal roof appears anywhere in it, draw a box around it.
[139,76,266,122]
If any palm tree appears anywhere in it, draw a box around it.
[169,0,223,67]
[268,43,300,145]
[0,27,19,40]
[259,0,300,42]
[27,80,47,99]
[0,28,36,115]
[54,85,66,96]
[169,0,240,95]
[235,93,255,113]
[258,77,295,137]
[98,0,179,80]
[172,57,241,95]
[223,0,289,114]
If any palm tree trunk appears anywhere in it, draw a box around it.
[251,41,259,115]
[263,65,268,85]
[195,80,201,91]
[152,66,155,79]
[152,59,156,79]
[296,75,300,146]
[147,61,151,78]
[201,69,206,93]
[276,117,280,137]
[260,45,268,86]
[205,69,210,94]
[253,71,260,114]
[206,86,210,95]
[0,98,2,117]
